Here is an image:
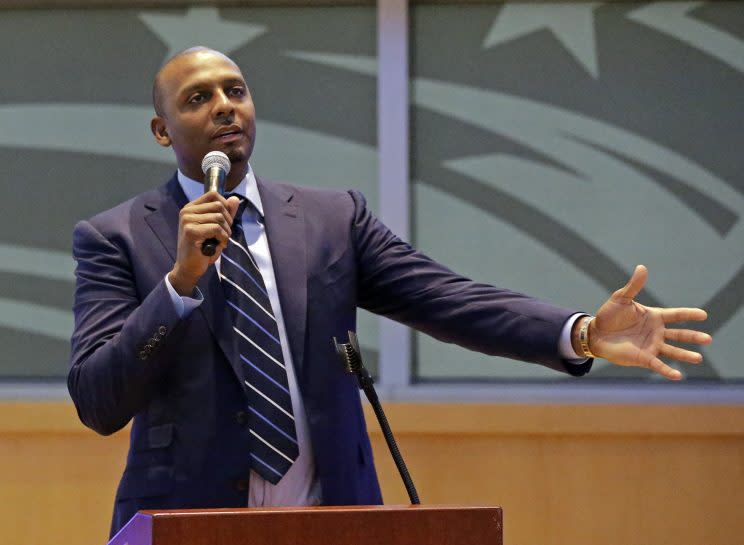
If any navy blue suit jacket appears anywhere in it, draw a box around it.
[68,174,591,536]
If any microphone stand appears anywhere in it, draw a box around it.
[333,331,421,505]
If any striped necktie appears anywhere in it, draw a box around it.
[220,196,298,484]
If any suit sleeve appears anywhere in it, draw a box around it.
[68,220,185,435]
[347,190,592,376]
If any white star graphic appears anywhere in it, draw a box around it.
[139,6,267,61]
[483,3,602,78]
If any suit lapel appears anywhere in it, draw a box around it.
[257,177,308,377]
[143,175,242,388]
[143,175,183,263]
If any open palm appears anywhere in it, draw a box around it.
[590,265,711,380]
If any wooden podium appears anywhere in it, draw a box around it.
[107,505,503,545]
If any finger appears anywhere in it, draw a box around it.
[196,212,233,233]
[184,200,231,215]
[184,223,230,244]
[646,356,683,381]
[664,329,712,345]
[226,196,242,220]
[192,190,229,206]
[660,307,708,324]
[612,264,648,301]
[181,213,233,237]
[659,344,703,364]
[182,202,234,227]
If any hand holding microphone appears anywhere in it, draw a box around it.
[200,151,232,256]
[167,151,240,296]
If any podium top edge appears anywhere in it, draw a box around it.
[140,505,502,517]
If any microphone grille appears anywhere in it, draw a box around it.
[201,151,231,176]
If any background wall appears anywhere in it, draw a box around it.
[0,1,741,381]
[1,402,743,545]
[0,4,381,377]
[408,1,743,381]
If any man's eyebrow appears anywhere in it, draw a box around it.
[179,77,247,96]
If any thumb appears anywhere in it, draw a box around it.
[226,196,241,221]
[613,264,648,301]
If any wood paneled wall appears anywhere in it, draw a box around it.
[1,402,742,545]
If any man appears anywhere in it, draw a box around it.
[68,47,711,536]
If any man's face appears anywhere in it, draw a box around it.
[152,50,257,182]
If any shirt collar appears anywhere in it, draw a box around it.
[176,163,264,217]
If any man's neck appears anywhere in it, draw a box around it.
[225,162,249,191]
[179,161,249,192]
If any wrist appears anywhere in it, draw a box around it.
[168,267,199,296]
[571,315,596,358]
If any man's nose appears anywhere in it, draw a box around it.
[212,90,234,120]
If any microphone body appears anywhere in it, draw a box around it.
[204,164,226,194]
[200,151,231,256]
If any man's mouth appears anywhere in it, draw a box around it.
[212,126,244,141]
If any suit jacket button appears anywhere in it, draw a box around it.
[158,326,167,336]
[236,478,249,492]
[235,411,248,426]
[139,350,148,360]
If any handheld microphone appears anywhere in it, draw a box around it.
[200,151,231,256]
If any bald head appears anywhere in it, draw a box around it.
[152,46,239,117]
[148,45,256,189]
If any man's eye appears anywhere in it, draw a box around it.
[188,93,207,104]
[229,87,246,97]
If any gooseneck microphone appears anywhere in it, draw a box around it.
[334,331,421,505]
[200,151,231,256]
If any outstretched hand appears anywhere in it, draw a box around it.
[587,265,711,380]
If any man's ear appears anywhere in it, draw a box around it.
[151,116,171,147]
